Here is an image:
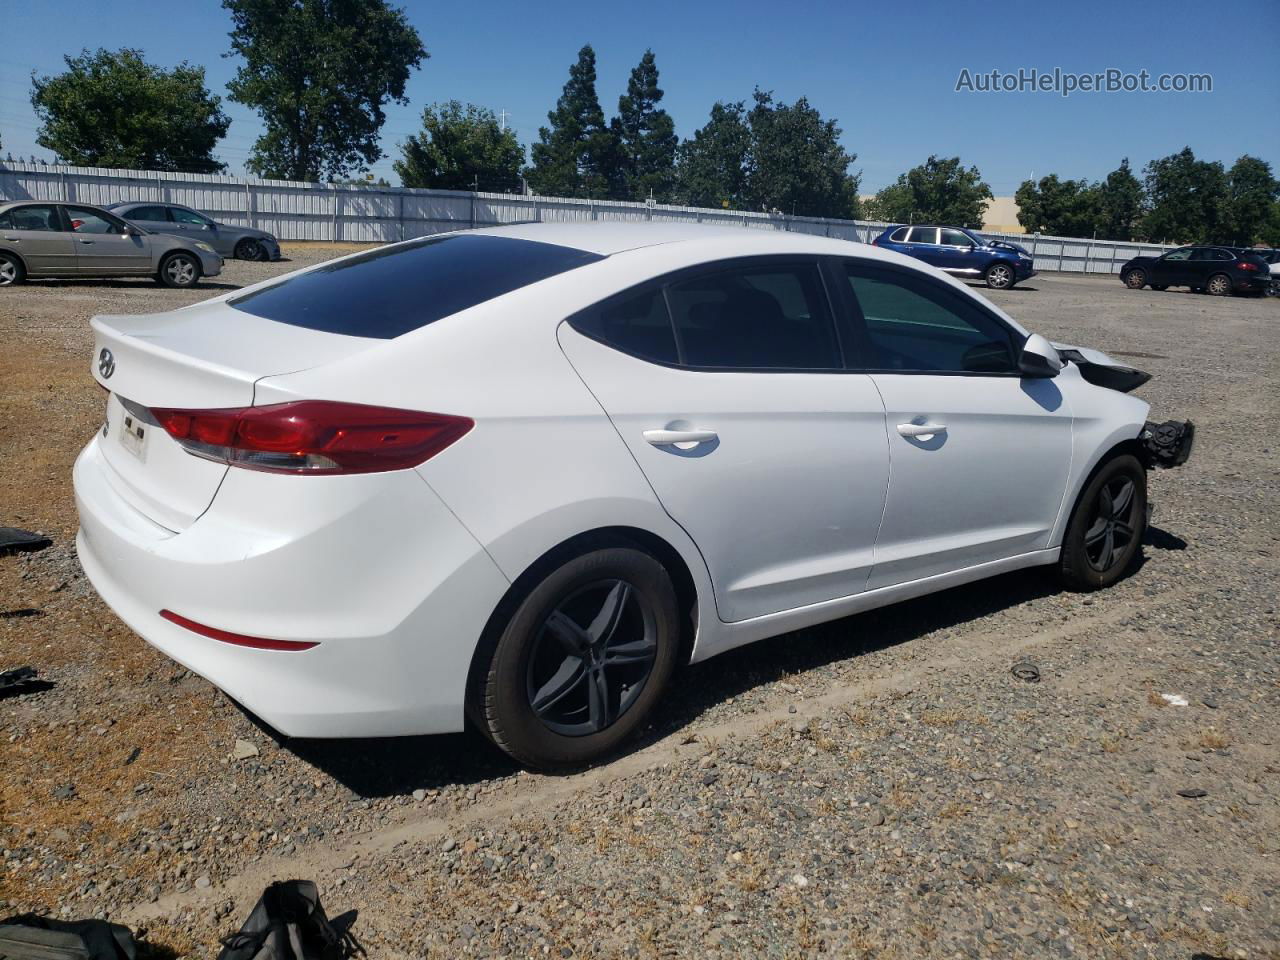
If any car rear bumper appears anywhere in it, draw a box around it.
[74,433,510,738]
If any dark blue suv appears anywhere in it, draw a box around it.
[872,224,1036,289]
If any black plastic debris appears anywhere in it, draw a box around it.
[0,527,53,555]
[1010,661,1041,683]
[1177,788,1208,799]
[218,880,362,960]
[0,665,50,700]
[1,608,44,619]
[0,915,137,960]
[1141,419,1195,469]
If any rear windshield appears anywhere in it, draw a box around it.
[230,234,604,338]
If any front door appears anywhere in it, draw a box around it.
[935,227,980,276]
[836,259,1073,589]
[1150,248,1192,286]
[0,204,76,274]
[65,206,151,273]
[559,258,891,623]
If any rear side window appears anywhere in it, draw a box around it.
[231,235,603,339]
[573,287,679,364]
[666,262,840,369]
[842,262,1019,374]
[127,205,171,221]
[3,205,62,231]
[908,227,938,244]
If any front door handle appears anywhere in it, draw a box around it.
[644,428,718,446]
[77,238,95,244]
[897,422,946,440]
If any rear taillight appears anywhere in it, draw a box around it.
[1236,261,1258,271]
[149,400,473,475]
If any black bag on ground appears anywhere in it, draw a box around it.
[216,881,359,960]
[0,914,137,960]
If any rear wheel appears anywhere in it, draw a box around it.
[985,262,1014,289]
[1058,454,1147,591]
[1122,268,1147,289]
[477,546,680,770]
[0,252,25,286]
[1206,273,1232,297]
[234,238,265,261]
[157,252,200,288]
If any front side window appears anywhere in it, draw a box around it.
[65,206,127,235]
[666,262,840,369]
[3,205,63,232]
[842,262,1018,374]
[232,234,604,339]
[1161,248,1191,261]
[939,228,972,247]
[908,227,939,244]
[171,207,214,226]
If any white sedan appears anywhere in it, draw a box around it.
[73,224,1192,769]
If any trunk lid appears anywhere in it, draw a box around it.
[90,300,373,530]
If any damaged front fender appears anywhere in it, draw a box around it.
[1052,342,1152,393]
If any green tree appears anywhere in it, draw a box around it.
[30,48,229,172]
[1095,159,1145,241]
[611,50,677,202]
[1014,174,1099,236]
[1223,155,1278,246]
[394,101,524,191]
[527,45,619,199]
[867,156,992,227]
[1141,147,1227,243]
[744,90,860,219]
[674,101,751,209]
[224,0,426,182]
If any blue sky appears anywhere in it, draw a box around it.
[1,0,1276,193]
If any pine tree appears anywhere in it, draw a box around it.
[527,45,618,199]
[611,50,677,202]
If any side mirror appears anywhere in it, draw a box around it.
[122,224,140,237]
[1019,333,1063,378]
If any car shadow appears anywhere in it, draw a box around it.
[276,564,1075,797]
[26,278,241,291]
[273,523,1191,797]
[964,282,1039,293]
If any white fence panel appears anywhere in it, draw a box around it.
[0,161,1183,272]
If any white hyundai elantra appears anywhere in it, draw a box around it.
[74,224,1192,768]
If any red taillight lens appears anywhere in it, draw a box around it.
[160,609,318,651]
[150,401,473,474]
[1236,261,1258,271]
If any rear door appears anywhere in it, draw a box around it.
[121,204,176,236]
[558,257,890,622]
[836,258,1072,588]
[905,227,942,265]
[65,206,152,273]
[0,204,76,274]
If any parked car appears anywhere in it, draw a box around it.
[106,201,281,262]
[1119,246,1272,296]
[74,224,1191,769]
[872,224,1036,289]
[1228,248,1280,295]
[0,201,222,288]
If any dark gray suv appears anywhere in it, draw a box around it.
[106,202,281,261]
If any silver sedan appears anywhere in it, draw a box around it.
[0,201,222,288]
[107,201,281,261]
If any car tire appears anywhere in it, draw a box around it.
[1150,284,1167,291]
[1058,453,1147,592]
[234,238,266,261]
[1122,268,1147,289]
[984,262,1014,289]
[477,546,680,770]
[157,252,201,289]
[0,251,25,286]
[1206,273,1232,297]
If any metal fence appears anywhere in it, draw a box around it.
[0,161,1177,274]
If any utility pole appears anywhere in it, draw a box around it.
[499,109,509,132]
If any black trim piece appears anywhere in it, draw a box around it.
[1140,420,1194,469]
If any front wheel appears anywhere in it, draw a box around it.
[1206,273,1232,297]
[1122,269,1147,289]
[476,546,680,770]
[1058,454,1147,591]
[157,252,201,288]
[985,262,1014,289]
[234,238,266,261]
[0,251,25,286]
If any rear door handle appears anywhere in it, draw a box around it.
[897,422,946,439]
[77,239,95,244]
[644,429,718,446]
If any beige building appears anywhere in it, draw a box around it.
[860,196,1024,233]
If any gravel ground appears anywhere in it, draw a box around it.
[1,249,1277,959]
